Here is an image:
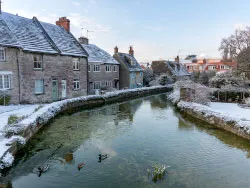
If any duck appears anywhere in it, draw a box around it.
[37,164,49,177]
[98,154,108,161]
[77,162,85,170]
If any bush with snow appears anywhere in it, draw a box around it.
[168,80,211,105]
[0,152,14,169]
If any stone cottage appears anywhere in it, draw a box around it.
[0,11,88,104]
[113,46,143,89]
[151,57,191,81]
[79,37,120,94]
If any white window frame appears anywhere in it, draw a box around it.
[34,55,43,70]
[0,48,6,62]
[106,65,112,72]
[73,59,80,70]
[208,65,217,70]
[73,79,80,90]
[94,81,101,89]
[93,64,100,72]
[113,65,117,72]
[105,80,112,87]
[0,74,11,90]
[34,79,44,94]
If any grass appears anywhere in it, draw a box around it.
[147,163,170,182]
[7,115,19,125]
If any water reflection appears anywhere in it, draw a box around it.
[1,94,250,188]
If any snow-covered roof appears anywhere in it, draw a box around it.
[82,44,119,64]
[166,61,191,77]
[114,52,143,72]
[0,12,87,57]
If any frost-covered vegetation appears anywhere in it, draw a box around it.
[147,163,170,182]
[168,80,211,105]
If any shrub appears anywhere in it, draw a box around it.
[7,115,19,125]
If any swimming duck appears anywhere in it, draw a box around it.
[98,154,108,161]
[78,162,85,170]
[37,164,49,177]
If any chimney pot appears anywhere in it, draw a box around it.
[175,56,180,63]
[56,17,70,32]
[114,46,118,54]
[78,37,89,45]
[129,46,134,56]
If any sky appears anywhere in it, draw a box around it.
[2,0,250,62]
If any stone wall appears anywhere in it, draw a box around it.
[88,63,119,93]
[0,47,88,104]
[0,47,20,104]
[0,86,173,172]
[177,104,250,140]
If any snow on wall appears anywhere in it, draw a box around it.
[0,86,172,170]
[177,101,250,135]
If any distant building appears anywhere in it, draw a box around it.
[151,57,191,81]
[182,56,237,73]
[79,37,120,94]
[113,46,143,89]
[0,12,88,104]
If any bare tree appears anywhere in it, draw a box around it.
[219,27,250,59]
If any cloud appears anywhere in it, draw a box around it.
[73,2,81,6]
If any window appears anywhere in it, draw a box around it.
[35,79,44,94]
[113,65,117,72]
[105,80,112,87]
[140,72,143,77]
[106,65,112,72]
[0,75,11,90]
[94,81,101,89]
[220,65,229,70]
[94,64,100,72]
[0,48,6,61]
[73,79,80,90]
[88,65,91,72]
[208,65,217,70]
[34,55,43,70]
[73,59,80,70]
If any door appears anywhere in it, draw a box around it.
[52,79,58,101]
[61,80,67,98]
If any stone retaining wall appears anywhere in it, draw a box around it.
[0,86,172,172]
[177,104,250,140]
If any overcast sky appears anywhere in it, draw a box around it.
[2,0,250,62]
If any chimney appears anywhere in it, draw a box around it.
[78,36,89,45]
[114,46,118,54]
[56,17,70,32]
[129,46,134,56]
[175,56,180,63]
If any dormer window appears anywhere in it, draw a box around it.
[34,55,43,70]
[73,59,80,70]
[0,48,6,62]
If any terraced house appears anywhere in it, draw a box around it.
[113,46,143,89]
[79,37,119,94]
[0,11,88,104]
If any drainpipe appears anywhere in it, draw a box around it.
[16,49,21,103]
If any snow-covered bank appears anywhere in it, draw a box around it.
[177,101,250,139]
[0,86,172,171]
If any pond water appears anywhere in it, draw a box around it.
[1,94,250,188]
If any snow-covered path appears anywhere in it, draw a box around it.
[210,102,250,121]
[0,105,42,158]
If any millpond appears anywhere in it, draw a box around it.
[1,94,250,188]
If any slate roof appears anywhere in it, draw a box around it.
[115,52,143,72]
[165,61,191,77]
[82,44,119,64]
[0,12,87,57]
